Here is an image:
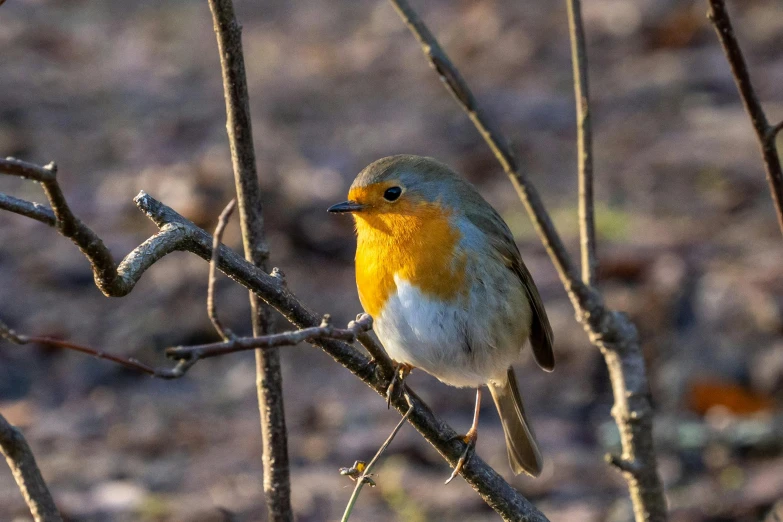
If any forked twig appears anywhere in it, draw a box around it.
[341,397,414,522]
[0,158,190,298]
[708,0,783,236]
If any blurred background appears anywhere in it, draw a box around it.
[1,0,782,520]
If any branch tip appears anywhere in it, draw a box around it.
[270,267,287,285]
[605,453,642,475]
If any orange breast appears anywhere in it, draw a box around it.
[353,202,468,317]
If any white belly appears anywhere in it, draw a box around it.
[374,275,528,388]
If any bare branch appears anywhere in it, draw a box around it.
[1,317,197,379]
[0,159,193,298]
[387,1,666,520]
[707,0,783,236]
[341,396,414,522]
[0,157,57,182]
[208,199,238,341]
[0,413,62,522]
[565,0,597,285]
[1,171,547,520]
[0,315,373,379]
[0,193,56,226]
[167,314,373,360]
[1,157,121,292]
[206,0,292,517]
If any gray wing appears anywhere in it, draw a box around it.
[466,204,555,372]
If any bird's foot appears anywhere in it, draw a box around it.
[445,428,478,484]
[385,363,412,409]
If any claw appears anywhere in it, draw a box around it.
[385,363,412,409]
[445,428,478,484]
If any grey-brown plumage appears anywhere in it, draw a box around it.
[489,368,543,476]
[465,194,555,373]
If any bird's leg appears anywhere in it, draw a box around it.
[385,362,412,409]
[445,387,482,484]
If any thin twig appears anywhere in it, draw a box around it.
[341,397,414,522]
[707,0,783,236]
[1,168,546,520]
[0,413,62,522]
[0,315,372,379]
[387,1,665,520]
[208,199,237,341]
[565,0,597,285]
[167,314,373,360]
[206,0,292,517]
[1,317,195,379]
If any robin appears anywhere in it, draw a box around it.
[328,155,554,481]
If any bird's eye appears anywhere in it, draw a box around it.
[383,186,403,202]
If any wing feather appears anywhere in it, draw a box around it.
[465,205,555,372]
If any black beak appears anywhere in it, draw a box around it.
[327,201,365,213]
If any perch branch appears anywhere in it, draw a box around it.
[1,166,547,521]
[566,0,597,285]
[208,198,238,341]
[341,397,414,522]
[387,1,666,520]
[708,0,783,236]
[0,413,62,522]
[207,0,292,517]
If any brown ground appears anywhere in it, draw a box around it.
[1,0,782,521]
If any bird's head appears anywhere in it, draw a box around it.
[327,155,467,225]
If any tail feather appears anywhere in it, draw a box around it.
[488,367,543,477]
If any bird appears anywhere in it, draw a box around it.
[328,155,553,481]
